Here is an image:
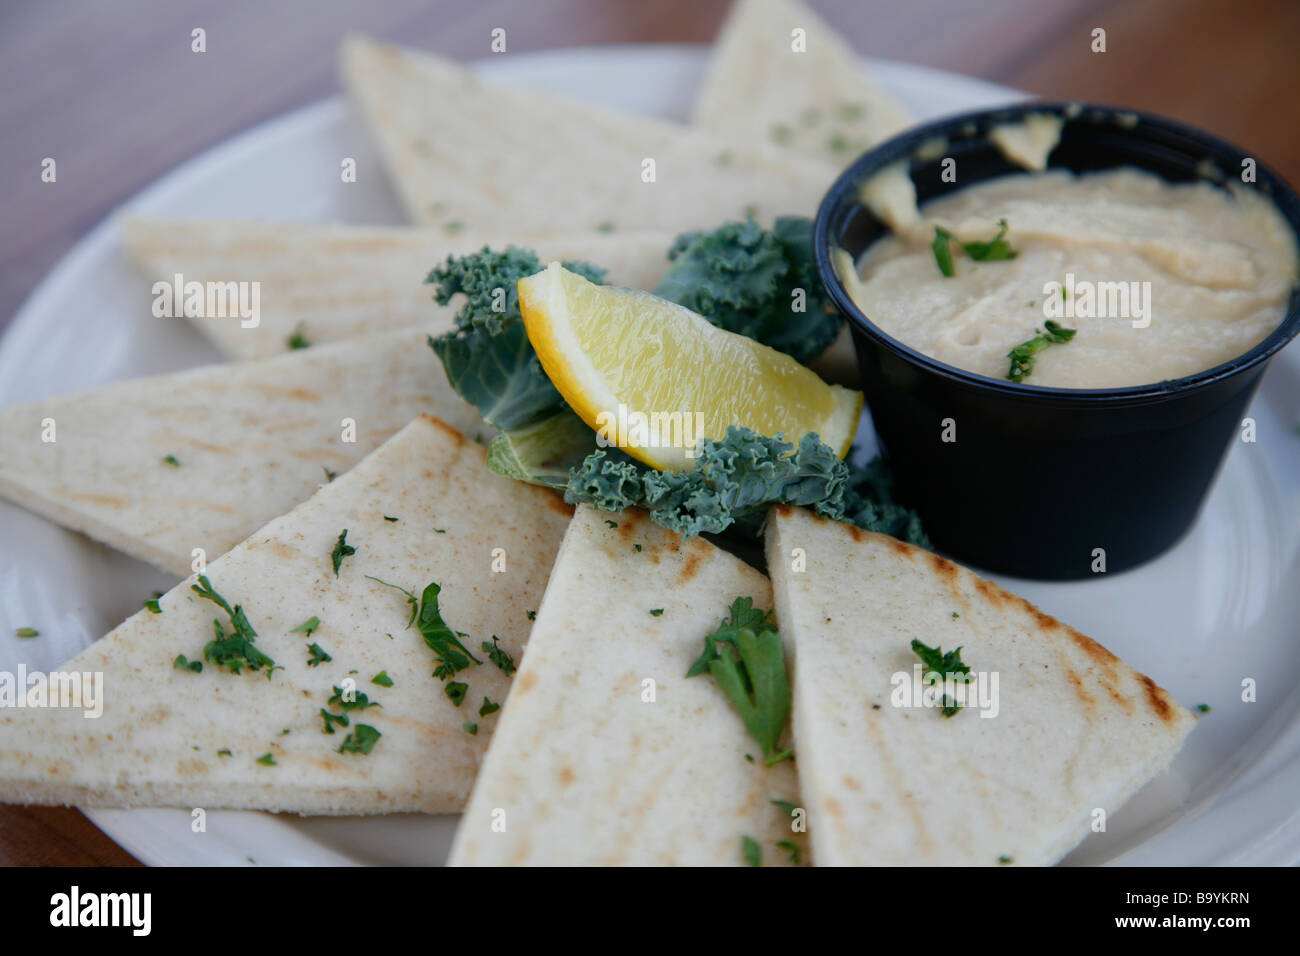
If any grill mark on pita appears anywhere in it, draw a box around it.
[63,491,130,508]
[252,385,320,402]
[541,494,575,518]
[928,552,959,584]
[419,413,466,445]
[515,670,539,695]
[1139,674,1175,722]
[863,706,935,854]
[973,578,1007,608]
[556,765,576,789]
[1064,667,1097,712]
[677,549,704,585]
[847,525,865,543]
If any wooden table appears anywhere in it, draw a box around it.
[1,0,1296,866]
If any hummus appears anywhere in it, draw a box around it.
[840,167,1298,388]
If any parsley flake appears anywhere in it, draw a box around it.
[338,724,381,755]
[331,530,357,577]
[482,636,516,676]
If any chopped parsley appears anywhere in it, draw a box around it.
[190,575,278,676]
[462,722,478,735]
[605,520,619,528]
[776,840,801,864]
[331,530,357,577]
[14,627,39,639]
[1197,703,1212,714]
[256,753,277,766]
[479,697,500,717]
[414,582,481,680]
[688,598,792,766]
[911,638,972,716]
[371,671,394,687]
[633,543,642,552]
[963,218,1017,261]
[931,227,956,278]
[144,591,164,613]
[482,636,516,676]
[741,835,762,867]
[446,681,468,706]
[649,608,664,617]
[1006,320,1076,382]
[320,709,349,734]
[173,654,202,673]
[525,610,536,621]
[366,575,419,629]
[933,219,1018,277]
[998,855,1013,865]
[162,455,180,467]
[328,686,380,711]
[305,643,332,667]
[291,616,321,636]
[287,324,310,349]
[384,515,399,522]
[217,749,232,757]
[771,799,799,817]
[322,466,337,483]
[338,724,381,755]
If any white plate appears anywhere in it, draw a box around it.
[2,45,1298,867]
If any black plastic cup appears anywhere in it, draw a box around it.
[814,102,1300,579]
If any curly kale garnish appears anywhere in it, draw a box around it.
[426,247,605,431]
[563,426,928,545]
[653,217,841,363]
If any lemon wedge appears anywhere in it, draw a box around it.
[519,262,862,471]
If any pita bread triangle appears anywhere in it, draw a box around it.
[449,504,807,866]
[339,35,835,233]
[764,504,1196,866]
[0,415,573,814]
[0,329,479,576]
[122,218,676,361]
[692,0,913,166]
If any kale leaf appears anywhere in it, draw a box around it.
[426,247,605,432]
[564,426,928,546]
[653,217,841,363]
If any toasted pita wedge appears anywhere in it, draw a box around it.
[693,0,912,166]
[449,505,805,866]
[339,35,834,233]
[122,219,676,361]
[764,504,1195,866]
[0,330,477,576]
[0,415,572,813]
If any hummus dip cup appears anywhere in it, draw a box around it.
[814,102,1300,579]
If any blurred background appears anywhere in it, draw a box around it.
[0,0,1297,864]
